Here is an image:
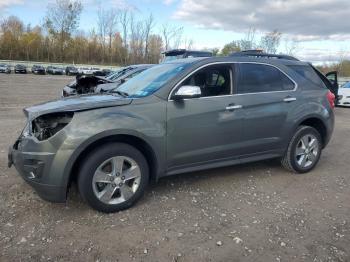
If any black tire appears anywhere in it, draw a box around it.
[78,143,149,213]
[281,125,322,173]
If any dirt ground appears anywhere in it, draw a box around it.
[0,74,349,262]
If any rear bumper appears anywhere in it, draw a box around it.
[8,141,67,203]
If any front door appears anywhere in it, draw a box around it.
[166,64,244,171]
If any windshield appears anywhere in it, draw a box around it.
[112,63,190,98]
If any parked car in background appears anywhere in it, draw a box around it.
[31,65,46,75]
[95,64,154,93]
[47,66,64,75]
[78,67,96,75]
[14,64,27,74]
[9,52,336,213]
[161,49,213,63]
[341,81,350,88]
[337,86,350,107]
[93,68,112,76]
[65,66,79,76]
[0,64,11,74]
[62,64,153,97]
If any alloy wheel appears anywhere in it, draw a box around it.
[295,134,319,168]
[92,156,141,205]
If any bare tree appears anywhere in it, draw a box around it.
[119,9,130,49]
[143,13,155,61]
[147,34,163,63]
[335,49,349,75]
[283,37,299,56]
[172,26,183,49]
[239,27,256,50]
[0,16,24,59]
[183,37,194,50]
[259,30,282,54]
[106,9,119,64]
[44,0,83,61]
[129,13,145,63]
[161,23,183,50]
[97,5,108,62]
[161,23,172,51]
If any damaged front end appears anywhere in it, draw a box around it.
[31,112,74,141]
[8,112,74,202]
[62,75,113,97]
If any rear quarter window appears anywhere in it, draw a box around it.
[288,65,325,87]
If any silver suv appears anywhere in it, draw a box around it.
[9,52,336,212]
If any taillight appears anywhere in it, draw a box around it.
[327,91,335,109]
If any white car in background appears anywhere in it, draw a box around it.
[78,67,101,75]
[338,82,350,107]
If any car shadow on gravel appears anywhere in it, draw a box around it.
[65,158,285,212]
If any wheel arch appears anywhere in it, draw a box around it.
[296,116,328,147]
[63,132,161,195]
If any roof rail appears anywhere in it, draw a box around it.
[229,50,299,61]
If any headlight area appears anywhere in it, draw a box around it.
[32,112,74,141]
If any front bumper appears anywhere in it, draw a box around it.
[8,137,67,203]
[15,70,27,73]
[33,70,45,75]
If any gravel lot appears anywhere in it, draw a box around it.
[0,74,349,262]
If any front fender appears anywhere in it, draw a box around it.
[58,105,166,191]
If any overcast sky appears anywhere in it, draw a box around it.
[1,0,350,63]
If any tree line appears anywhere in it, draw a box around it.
[317,60,350,77]
[1,0,349,76]
[0,0,188,66]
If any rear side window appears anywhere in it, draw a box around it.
[237,64,295,94]
[288,65,324,87]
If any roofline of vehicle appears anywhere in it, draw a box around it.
[161,55,309,66]
[162,49,213,55]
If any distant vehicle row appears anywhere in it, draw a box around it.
[0,64,112,76]
[62,64,152,97]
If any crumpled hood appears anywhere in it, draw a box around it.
[24,94,132,120]
[68,75,113,89]
[95,82,122,93]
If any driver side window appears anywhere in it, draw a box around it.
[180,64,232,97]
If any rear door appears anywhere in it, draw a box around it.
[233,63,297,156]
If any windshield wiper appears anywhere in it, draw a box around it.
[110,90,129,97]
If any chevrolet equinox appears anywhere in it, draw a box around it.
[9,52,336,213]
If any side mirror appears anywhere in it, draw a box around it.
[173,85,201,100]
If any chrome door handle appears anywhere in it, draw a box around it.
[226,105,243,110]
[283,97,297,102]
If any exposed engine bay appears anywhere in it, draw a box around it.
[64,75,113,97]
[32,112,74,141]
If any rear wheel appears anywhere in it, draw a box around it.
[281,126,322,173]
[78,143,149,213]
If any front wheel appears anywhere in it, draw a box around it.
[281,126,322,173]
[78,143,149,213]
